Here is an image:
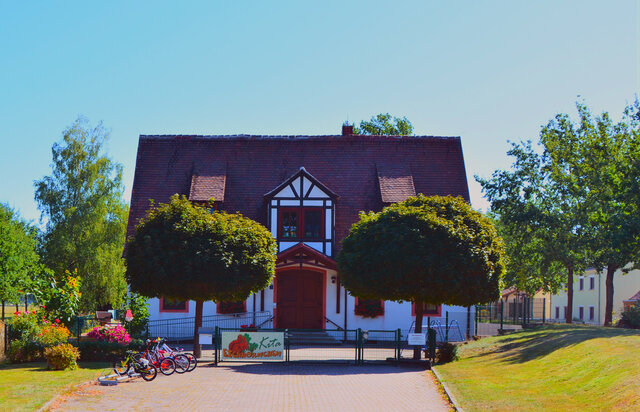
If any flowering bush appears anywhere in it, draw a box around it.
[354,299,384,318]
[217,301,246,314]
[44,343,80,370]
[87,324,131,344]
[118,292,150,339]
[32,269,81,327]
[10,310,42,341]
[37,324,71,347]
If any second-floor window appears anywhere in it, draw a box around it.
[279,207,324,240]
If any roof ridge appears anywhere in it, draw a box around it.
[139,134,461,140]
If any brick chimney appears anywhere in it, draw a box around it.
[342,124,354,135]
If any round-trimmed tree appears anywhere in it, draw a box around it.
[337,195,505,358]
[125,195,276,356]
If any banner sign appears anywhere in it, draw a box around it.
[220,331,285,361]
[407,333,426,346]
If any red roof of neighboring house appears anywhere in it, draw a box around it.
[623,290,640,303]
[126,134,470,254]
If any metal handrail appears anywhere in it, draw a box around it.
[256,316,274,329]
[324,316,344,330]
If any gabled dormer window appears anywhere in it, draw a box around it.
[265,167,338,256]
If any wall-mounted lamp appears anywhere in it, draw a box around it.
[331,276,337,284]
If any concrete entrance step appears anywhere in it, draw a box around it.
[286,330,342,345]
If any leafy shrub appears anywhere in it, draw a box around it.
[76,339,144,362]
[436,342,459,364]
[118,292,150,339]
[618,302,640,329]
[9,339,42,363]
[44,343,80,370]
[87,324,131,344]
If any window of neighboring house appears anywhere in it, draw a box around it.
[579,306,584,320]
[589,276,595,290]
[411,303,442,317]
[579,277,584,291]
[555,306,560,319]
[564,306,567,319]
[354,298,384,318]
[279,207,324,240]
[589,306,595,321]
[216,301,247,314]
[159,297,188,313]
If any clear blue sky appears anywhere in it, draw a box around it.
[1,1,638,224]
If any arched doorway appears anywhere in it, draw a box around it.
[275,269,324,329]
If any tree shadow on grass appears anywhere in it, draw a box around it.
[465,325,639,364]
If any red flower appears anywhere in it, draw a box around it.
[55,319,60,323]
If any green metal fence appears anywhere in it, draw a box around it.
[213,327,431,365]
[147,311,272,343]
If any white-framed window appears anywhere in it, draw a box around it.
[579,276,584,291]
[589,276,595,290]
[555,306,560,319]
[589,306,595,321]
[578,306,584,320]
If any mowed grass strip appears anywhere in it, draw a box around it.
[434,325,640,411]
[0,362,109,412]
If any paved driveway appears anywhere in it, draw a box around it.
[53,363,450,411]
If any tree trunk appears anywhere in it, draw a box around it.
[413,301,424,360]
[604,264,616,326]
[2,300,4,320]
[565,267,574,324]
[193,300,203,358]
[24,294,28,312]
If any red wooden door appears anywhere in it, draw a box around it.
[276,270,323,329]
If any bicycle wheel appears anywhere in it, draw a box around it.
[183,352,197,372]
[173,354,189,374]
[113,359,131,376]
[139,364,158,381]
[158,357,176,375]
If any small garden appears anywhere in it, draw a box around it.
[434,325,640,411]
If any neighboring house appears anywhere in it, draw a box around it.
[500,287,551,321]
[622,290,640,312]
[549,267,640,324]
[125,125,474,333]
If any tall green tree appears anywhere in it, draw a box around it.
[479,100,640,324]
[569,101,640,325]
[0,204,39,319]
[125,195,277,357]
[337,195,505,359]
[34,117,128,311]
[353,113,413,135]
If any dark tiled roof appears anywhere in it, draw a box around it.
[126,134,470,253]
[377,162,416,203]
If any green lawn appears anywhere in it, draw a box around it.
[0,362,109,412]
[434,325,640,411]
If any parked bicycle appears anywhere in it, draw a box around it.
[156,339,197,372]
[143,338,179,375]
[113,350,158,381]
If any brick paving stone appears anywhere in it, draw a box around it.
[54,363,450,411]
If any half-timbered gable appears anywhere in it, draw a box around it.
[265,167,337,256]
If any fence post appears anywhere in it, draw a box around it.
[396,328,401,361]
[77,317,81,344]
[542,298,546,324]
[475,306,479,337]
[445,311,449,342]
[285,329,290,363]
[214,326,219,366]
[500,301,504,331]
